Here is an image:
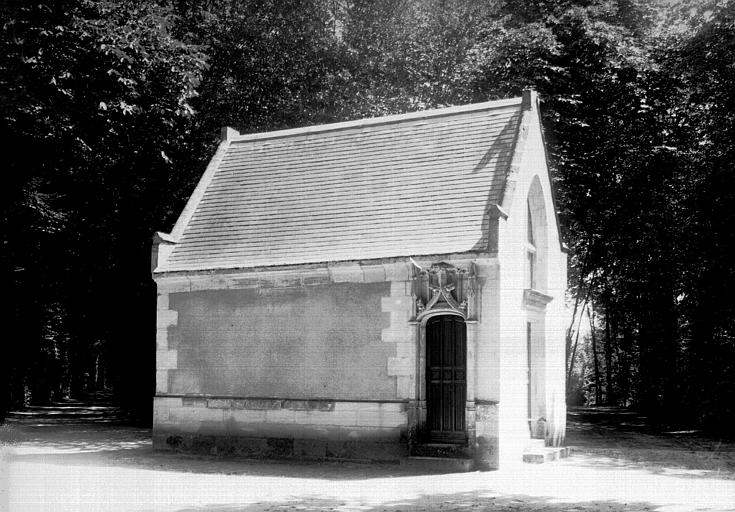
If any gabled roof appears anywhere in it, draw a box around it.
[156,96,530,273]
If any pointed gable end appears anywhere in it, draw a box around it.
[154,96,544,273]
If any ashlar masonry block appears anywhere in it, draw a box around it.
[156,328,170,351]
[381,297,411,320]
[381,326,413,345]
[329,264,363,283]
[356,408,407,428]
[156,292,180,392]
[153,396,182,423]
[155,370,169,394]
[396,377,413,399]
[383,262,411,282]
[361,264,386,283]
[387,357,412,376]
[157,308,178,328]
[381,281,415,399]
[157,349,178,370]
[389,280,409,296]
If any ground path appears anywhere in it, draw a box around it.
[1,401,734,511]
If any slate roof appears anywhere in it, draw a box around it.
[157,97,525,273]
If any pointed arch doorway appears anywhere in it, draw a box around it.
[425,315,467,442]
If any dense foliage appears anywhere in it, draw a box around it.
[2,0,733,430]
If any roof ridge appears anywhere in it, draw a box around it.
[225,97,523,144]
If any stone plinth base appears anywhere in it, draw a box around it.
[153,432,407,462]
[522,446,570,463]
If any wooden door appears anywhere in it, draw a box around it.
[426,315,466,442]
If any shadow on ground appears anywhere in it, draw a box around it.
[1,422,463,480]
[158,493,658,512]
[2,394,139,426]
[3,401,735,482]
[566,406,735,479]
[4,402,735,512]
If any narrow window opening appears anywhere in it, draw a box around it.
[526,201,537,289]
[527,322,532,421]
[527,203,535,245]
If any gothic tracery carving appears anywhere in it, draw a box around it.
[411,261,477,321]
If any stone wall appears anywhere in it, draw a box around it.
[493,95,568,462]
[153,396,408,460]
[154,262,418,461]
[153,258,505,466]
[474,401,499,469]
[167,282,393,399]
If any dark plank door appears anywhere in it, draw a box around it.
[426,315,466,442]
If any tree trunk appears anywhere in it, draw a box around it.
[567,301,588,389]
[589,308,602,405]
[566,250,591,362]
[566,283,584,361]
[618,325,632,406]
[660,289,680,419]
[604,301,615,405]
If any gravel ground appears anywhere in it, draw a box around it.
[1,403,734,511]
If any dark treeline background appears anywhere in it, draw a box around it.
[1,0,734,431]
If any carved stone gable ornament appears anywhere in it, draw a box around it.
[411,261,477,321]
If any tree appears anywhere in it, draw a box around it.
[3,0,735,434]
[0,0,206,417]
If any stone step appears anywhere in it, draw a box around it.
[410,442,471,459]
[525,439,546,450]
[522,446,571,464]
[401,456,475,473]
